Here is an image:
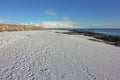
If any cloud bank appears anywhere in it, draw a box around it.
[22,21,78,28]
[41,21,77,28]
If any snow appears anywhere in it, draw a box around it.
[0,30,120,80]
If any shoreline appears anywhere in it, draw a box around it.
[55,30,120,46]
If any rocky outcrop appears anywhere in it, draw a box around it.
[60,30,120,46]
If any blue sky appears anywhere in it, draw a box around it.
[0,0,120,28]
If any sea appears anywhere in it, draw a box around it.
[83,28,120,36]
[50,28,120,36]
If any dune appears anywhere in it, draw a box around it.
[0,24,44,32]
[0,30,120,80]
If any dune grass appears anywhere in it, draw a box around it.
[0,24,44,32]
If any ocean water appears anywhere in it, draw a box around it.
[50,28,120,36]
[84,28,120,36]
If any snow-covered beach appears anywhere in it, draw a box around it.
[0,30,120,80]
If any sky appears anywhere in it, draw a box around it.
[0,0,120,28]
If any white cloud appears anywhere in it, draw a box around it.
[41,21,77,28]
[21,21,78,28]
[44,11,57,15]
[63,17,71,21]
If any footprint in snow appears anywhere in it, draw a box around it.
[40,68,48,73]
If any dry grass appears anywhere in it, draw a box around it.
[0,24,44,32]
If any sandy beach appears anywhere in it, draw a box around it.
[0,30,120,80]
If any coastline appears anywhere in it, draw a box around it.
[56,29,120,46]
